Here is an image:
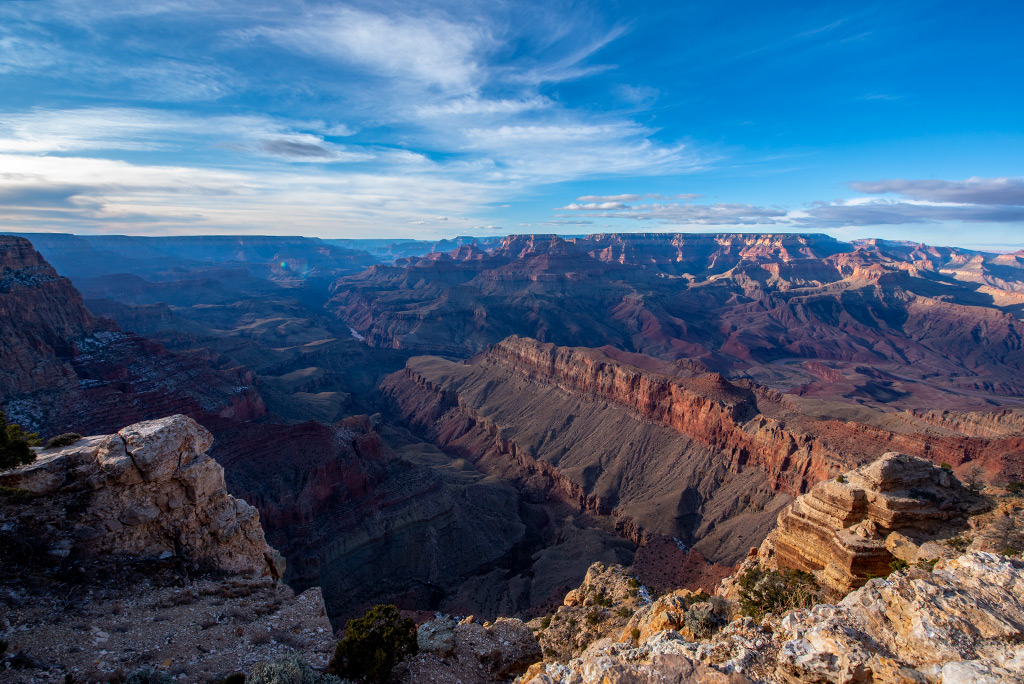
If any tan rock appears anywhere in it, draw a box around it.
[0,414,281,577]
[764,452,989,596]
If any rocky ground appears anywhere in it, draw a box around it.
[1,564,334,683]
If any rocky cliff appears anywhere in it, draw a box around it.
[761,452,990,596]
[524,552,1024,684]
[0,415,335,682]
[0,414,282,577]
[521,453,1024,683]
[382,337,1024,569]
[0,236,265,437]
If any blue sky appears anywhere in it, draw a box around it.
[1,0,1023,247]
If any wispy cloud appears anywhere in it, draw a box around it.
[848,177,1024,205]
[0,107,368,162]
[0,153,500,236]
[558,199,786,225]
[239,7,489,92]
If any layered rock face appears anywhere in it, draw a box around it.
[763,453,990,596]
[382,336,1023,568]
[0,414,283,577]
[0,236,265,437]
[382,342,796,566]
[333,232,1024,408]
[0,235,111,402]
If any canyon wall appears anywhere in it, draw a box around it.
[383,336,1024,567]
[334,233,1024,409]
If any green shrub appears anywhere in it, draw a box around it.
[889,557,909,573]
[539,615,551,629]
[682,603,725,639]
[250,655,346,684]
[45,433,82,449]
[836,475,845,483]
[944,534,971,552]
[585,610,602,626]
[917,557,939,571]
[327,605,417,684]
[1001,546,1020,557]
[630,627,640,642]
[1006,481,1024,495]
[0,411,39,471]
[616,607,632,618]
[627,577,640,589]
[124,668,177,684]
[940,462,953,471]
[737,567,820,621]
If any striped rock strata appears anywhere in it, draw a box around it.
[761,452,989,596]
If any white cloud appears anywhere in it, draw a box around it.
[0,153,502,236]
[559,199,787,225]
[242,7,489,92]
[415,96,552,118]
[0,107,367,162]
[576,194,643,202]
[561,202,629,210]
[848,177,1024,205]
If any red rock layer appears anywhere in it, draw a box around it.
[332,233,1024,409]
[382,337,1024,566]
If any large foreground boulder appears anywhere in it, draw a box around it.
[0,413,284,577]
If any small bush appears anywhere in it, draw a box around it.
[889,557,909,573]
[45,433,82,449]
[944,534,971,552]
[250,655,346,684]
[585,610,602,626]
[0,411,40,471]
[124,668,177,684]
[1001,546,1020,557]
[539,615,551,629]
[940,462,953,471]
[836,475,845,483]
[1006,481,1024,495]
[616,607,632,618]
[917,558,939,571]
[627,577,640,589]
[630,628,640,642]
[683,603,725,640]
[327,605,417,684]
[737,567,819,621]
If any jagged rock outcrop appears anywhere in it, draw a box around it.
[528,563,648,662]
[0,414,337,683]
[523,551,1024,684]
[0,414,283,577]
[762,452,990,596]
[775,552,1024,683]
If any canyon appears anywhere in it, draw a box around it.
[332,233,1024,410]
[3,231,1024,640]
